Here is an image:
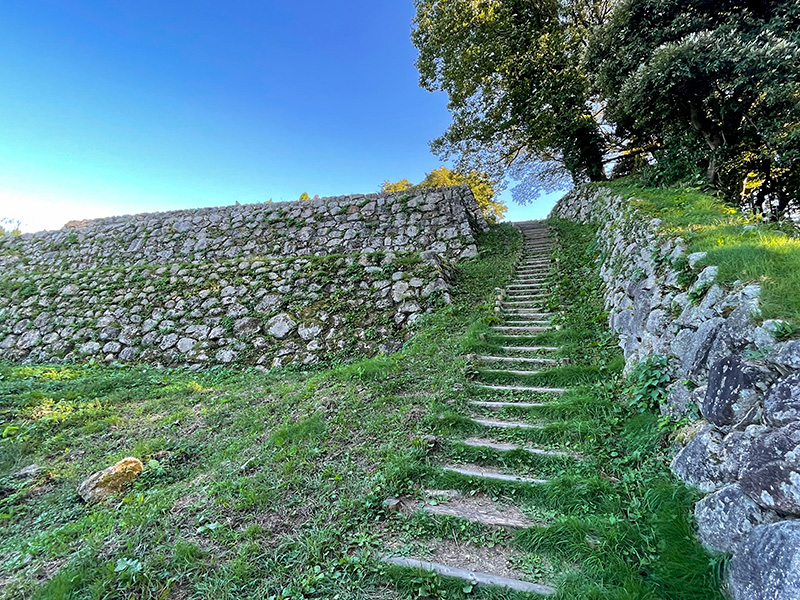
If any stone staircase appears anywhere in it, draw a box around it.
[381,220,579,595]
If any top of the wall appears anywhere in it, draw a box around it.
[0,185,487,273]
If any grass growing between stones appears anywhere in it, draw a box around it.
[601,179,800,325]
[0,219,725,599]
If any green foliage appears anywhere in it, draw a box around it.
[411,0,608,189]
[588,0,800,212]
[627,355,671,412]
[381,166,507,223]
[604,179,800,324]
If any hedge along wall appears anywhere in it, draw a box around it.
[0,186,486,368]
[553,186,800,600]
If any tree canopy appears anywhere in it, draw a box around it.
[412,0,800,216]
[381,167,507,223]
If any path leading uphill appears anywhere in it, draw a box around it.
[382,221,580,595]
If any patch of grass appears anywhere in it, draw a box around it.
[602,179,800,324]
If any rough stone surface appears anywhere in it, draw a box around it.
[0,187,482,367]
[694,484,780,553]
[670,425,732,492]
[702,357,770,427]
[77,457,144,503]
[764,371,800,427]
[727,521,800,600]
[553,185,800,595]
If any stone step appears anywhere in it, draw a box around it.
[476,355,558,365]
[500,345,560,353]
[473,383,567,394]
[501,312,552,318]
[502,321,550,327]
[460,437,576,458]
[468,400,546,409]
[420,491,534,528]
[471,417,544,430]
[501,301,548,307]
[442,464,548,485]
[476,368,545,376]
[382,556,556,595]
[491,326,552,333]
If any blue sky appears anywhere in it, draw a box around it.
[1,1,562,232]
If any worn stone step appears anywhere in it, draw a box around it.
[491,326,552,333]
[476,368,545,376]
[502,321,550,327]
[471,416,544,430]
[476,355,558,365]
[502,312,552,318]
[500,345,560,353]
[468,400,547,409]
[473,383,567,394]
[442,464,548,485]
[501,301,548,307]
[382,556,556,595]
[460,437,577,458]
[420,491,534,528]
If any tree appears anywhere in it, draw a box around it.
[412,0,612,193]
[381,167,507,223]
[380,179,413,193]
[587,0,800,214]
[0,218,21,237]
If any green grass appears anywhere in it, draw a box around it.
[0,219,727,599]
[602,179,800,324]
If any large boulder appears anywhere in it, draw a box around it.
[738,423,800,515]
[727,521,800,600]
[694,484,780,553]
[77,457,143,503]
[701,356,772,427]
[764,371,800,427]
[671,425,736,492]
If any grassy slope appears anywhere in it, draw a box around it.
[601,179,800,324]
[0,221,725,600]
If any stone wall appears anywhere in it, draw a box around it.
[552,186,800,600]
[0,186,485,368]
[0,185,485,272]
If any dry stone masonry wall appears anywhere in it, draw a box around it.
[0,186,486,368]
[553,186,800,600]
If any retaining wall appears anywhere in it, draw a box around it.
[553,185,800,600]
[0,186,486,368]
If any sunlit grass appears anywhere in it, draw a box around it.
[603,180,800,323]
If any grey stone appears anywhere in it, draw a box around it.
[694,484,780,553]
[16,330,41,350]
[687,251,707,269]
[159,333,179,350]
[764,371,800,427]
[297,323,322,341]
[727,521,800,600]
[255,294,283,314]
[740,460,800,515]
[671,425,733,492]
[79,341,101,354]
[216,348,236,363]
[662,381,691,420]
[177,338,196,353]
[681,318,725,381]
[266,313,296,339]
[233,317,261,337]
[702,357,769,427]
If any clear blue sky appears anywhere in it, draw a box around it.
[1,1,562,232]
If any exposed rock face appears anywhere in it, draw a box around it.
[552,185,800,598]
[727,521,800,600]
[0,187,482,368]
[77,457,144,503]
[694,484,780,553]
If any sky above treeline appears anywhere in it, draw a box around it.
[1,1,562,232]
